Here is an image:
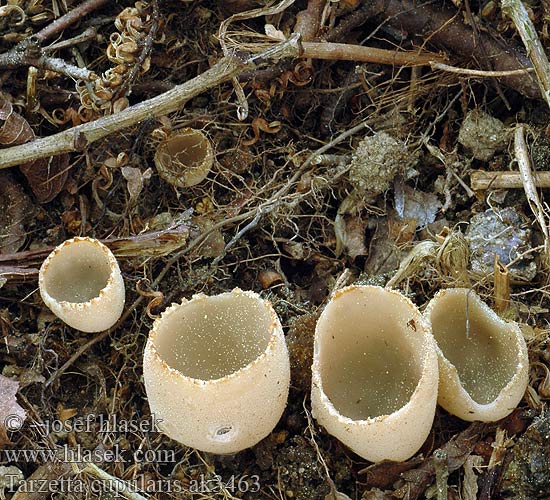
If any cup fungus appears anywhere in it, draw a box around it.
[425,288,528,422]
[39,237,125,332]
[142,289,290,454]
[154,128,213,187]
[311,285,438,462]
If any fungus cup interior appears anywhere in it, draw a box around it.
[153,293,272,380]
[156,129,211,185]
[43,240,111,303]
[317,288,425,420]
[429,292,518,404]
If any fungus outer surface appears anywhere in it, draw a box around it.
[39,237,125,332]
[425,288,528,421]
[143,289,290,454]
[311,285,439,462]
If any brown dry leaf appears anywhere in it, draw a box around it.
[0,172,34,254]
[364,217,403,275]
[193,217,225,258]
[462,455,483,500]
[359,457,423,489]
[334,214,368,259]
[394,422,486,500]
[0,95,35,145]
[121,166,152,205]
[19,154,70,203]
[0,374,26,445]
[0,95,68,203]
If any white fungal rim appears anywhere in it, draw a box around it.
[425,288,528,417]
[39,237,121,309]
[145,288,282,384]
[312,285,436,425]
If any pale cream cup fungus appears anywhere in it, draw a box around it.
[154,128,213,188]
[425,288,528,422]
[39,237,125,332]
[142,289,290,454]
[311,285,439,463]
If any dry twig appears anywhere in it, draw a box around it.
[502,0,550,108]
[0,0,109,79]
[0,36,302,170]
[471,170,550,190]
[514,124,550,266]
[301,42,445,66]
[359,0,540,98]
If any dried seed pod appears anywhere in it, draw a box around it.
[258,270,284,289]
[425,288,529,421]
[143,289,290,454]
[154,128,214,188]
[39,237,125,332]
[311,285,438,462]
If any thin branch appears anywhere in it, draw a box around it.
[45,27,98,52]
[0,38,96,80]
[471,170,550,189]
[356,0,540,98]
[502,0,550,108]
[431,61,534,77]
[0,35,302,170]
[301,41,445,66]
[0,0,108,79]
[514,124,550,265]
[34,0,109,43]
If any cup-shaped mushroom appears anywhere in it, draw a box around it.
[39,237,125,332]
[154,128,213,187]
[142,289,290,454]
[424,288,528,422]
[311,285,438,463]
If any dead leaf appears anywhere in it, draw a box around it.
[398,186,442,229]
[0,94,69,203]
[394,422,486,500]
[0,374,26,445]
[121,166,152,204]
[359,457,423,489]
[19,154,70,203]
[462,455,483,500]
[0,172,34,254]
[0,95,34,145]
[334,214,369,259]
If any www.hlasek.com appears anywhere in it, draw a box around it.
[4,474,261,495]
[1,444,175,464]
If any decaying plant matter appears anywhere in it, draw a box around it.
[2,0,550,499]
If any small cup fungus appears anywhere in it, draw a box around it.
[154,128,213,187]
[142,289,290,454]
[311,285,438,462]
[425,288,528,422]
[39,237,125,332]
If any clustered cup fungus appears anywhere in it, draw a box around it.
[37,235,529,460]
[311,285,439,462]
[154,128,214,188]
[425,288,529,422]
[142,289,290,454]
[38,237,125,332]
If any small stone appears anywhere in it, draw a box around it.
[465,207,537,281]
